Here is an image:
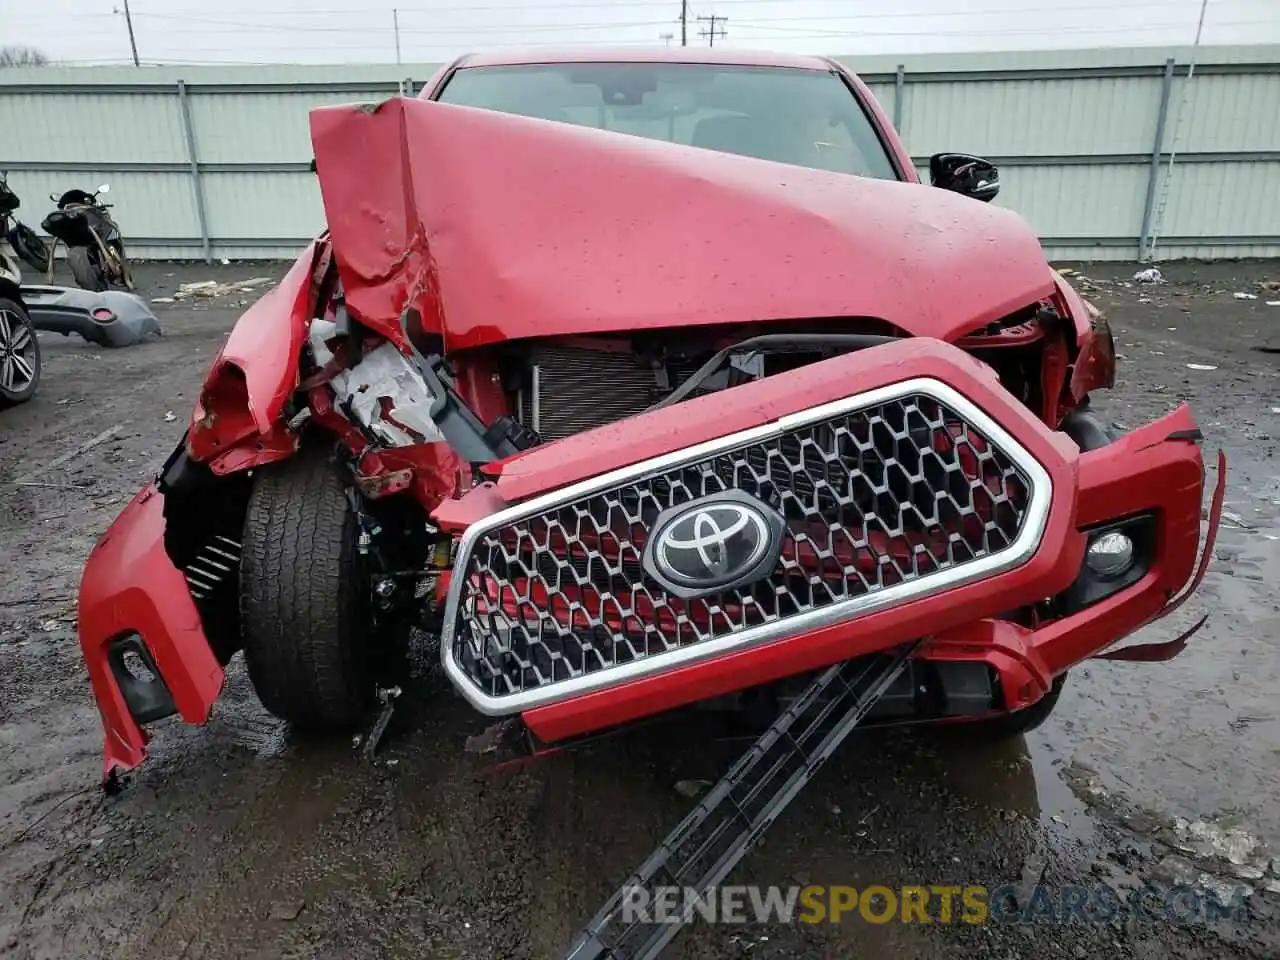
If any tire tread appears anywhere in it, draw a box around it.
[240,446,370,729]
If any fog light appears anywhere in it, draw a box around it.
[1086,531,1134,578]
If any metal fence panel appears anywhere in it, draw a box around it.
[1,47,1276,263]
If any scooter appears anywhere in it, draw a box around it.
[41,183,134,292]
[0,172,50,274]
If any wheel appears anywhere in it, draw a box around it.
[66,245,107,292]
[7,224,48,274]
[974,672,1068,739]
[239,445,375,729]
[0,297,41,407]
[110,239,136,291]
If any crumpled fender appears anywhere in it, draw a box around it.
[78,483,224,778]
[187,241,321,467]
[1054,272,1116,400]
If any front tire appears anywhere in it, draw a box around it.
[0,297,41,407]
[240,446,374,730]
[66,245,107,292]
[975,672,1068,739]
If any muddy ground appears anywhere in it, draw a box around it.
[1,259,1278,960]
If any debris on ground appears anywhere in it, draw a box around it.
[173,277,275,300]
[268,900,306,921]
[463,717,522,755]
[1228,714,1273,731]
[1267,301,1280,307]
[674,779,712,799]
[163,411,177,422]
[1174,816,1262,865]
[17,425,124,482]
[150,297,175,304]
[1134,267,1165,284]
[361,685,402,760]
[1234,292,1259,301]
[1186,363,1218,371]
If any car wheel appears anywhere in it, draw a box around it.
[239,444,375,730]
[971,398,1118,740]
[974,672,1068,740]
[0,297,41,407]
[66,246,108,292]
[7,224,48,274]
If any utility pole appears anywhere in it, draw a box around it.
[697,14,727,47]
[118,0,139,67]
[679,0,688,47]
[393,8,402,65]
[659,31,675,48]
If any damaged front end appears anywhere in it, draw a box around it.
[77,94,1223,785]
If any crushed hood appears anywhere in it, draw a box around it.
[309,97,1056,352]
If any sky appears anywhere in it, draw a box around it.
[2,0,1277,66]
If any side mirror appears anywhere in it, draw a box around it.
[929,153,999,202]
[96,183,111,195]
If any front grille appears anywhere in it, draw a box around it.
[446,385,1040,709]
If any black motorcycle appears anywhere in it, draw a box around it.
[41,184,134,292]
[0,172,51,274]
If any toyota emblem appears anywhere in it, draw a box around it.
[642,490,787,599]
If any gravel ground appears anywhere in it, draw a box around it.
[1,258,1278,960]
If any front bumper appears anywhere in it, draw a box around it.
[78,485,224,779]
[77,339,1223,777]
[435,339,1223,742]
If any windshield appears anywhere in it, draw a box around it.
[434,63,900,181]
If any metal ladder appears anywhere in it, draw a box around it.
[564,642,919,960]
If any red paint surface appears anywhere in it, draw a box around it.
[73,49,1211,776]
[520,405,1213,742]
[492,338,1077,501]
[309,96,1056,353]
[77,485,224,778]
[188,242,319,466]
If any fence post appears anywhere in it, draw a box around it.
[176,79,212,265]
[1138,58,1176,262]
[894,64,906,133]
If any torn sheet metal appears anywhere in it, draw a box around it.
[309,318,444,447]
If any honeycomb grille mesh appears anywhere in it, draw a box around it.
[449,392,1033,700]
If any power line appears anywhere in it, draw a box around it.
[697,14,728,47]
[5,0,1259,25]
[117,0,140,67]
[730,16,1267,39]
[96,15,1268,53]
[126,11,676,35]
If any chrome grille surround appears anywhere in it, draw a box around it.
[441,377,1053,715]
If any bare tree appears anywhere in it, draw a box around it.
[0,46,50,67]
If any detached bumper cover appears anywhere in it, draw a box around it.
[22,284,161,348]
[78,485,223,778]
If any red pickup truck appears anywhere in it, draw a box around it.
[76,48,1223,782]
